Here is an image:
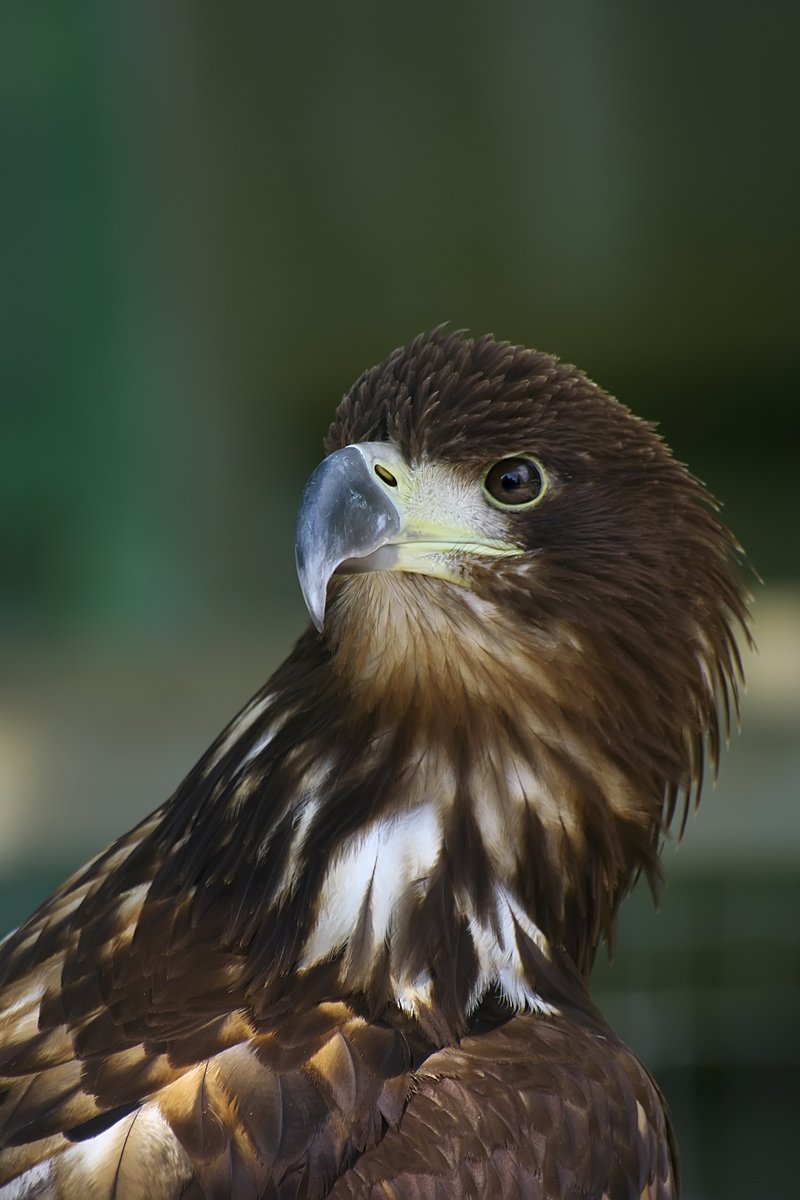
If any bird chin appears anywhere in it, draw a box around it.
[336,541,505,592]
[336,543,468,594]
[337,544,403,575]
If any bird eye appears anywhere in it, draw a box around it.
[483,457,546,508]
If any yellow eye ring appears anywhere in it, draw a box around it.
[483,457,547,509]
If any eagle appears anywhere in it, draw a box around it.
[0,329,749,1199]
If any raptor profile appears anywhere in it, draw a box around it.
[0,329,750,1198]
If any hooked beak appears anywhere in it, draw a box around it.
[295,442,518,631]
[295,445,402,631]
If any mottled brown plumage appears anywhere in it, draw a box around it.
[0,330,749,1198]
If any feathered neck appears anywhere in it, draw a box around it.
[142,572,682,1044]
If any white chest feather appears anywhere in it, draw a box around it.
[297,801,558,1018]
[299,805,443,969]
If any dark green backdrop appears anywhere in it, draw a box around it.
[1,6,798,1199]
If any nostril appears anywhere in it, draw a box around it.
[374,464,398,487]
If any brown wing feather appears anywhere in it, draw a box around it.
[328,1014,678,1200]
[0,754,676,1199]
[0,894,676,1200]
[0,899,423,1200]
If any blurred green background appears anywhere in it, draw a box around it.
[1,5,798,1198]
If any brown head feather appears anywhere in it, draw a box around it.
[325,328,750,968]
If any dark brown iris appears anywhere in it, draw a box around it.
[484,457,544,506]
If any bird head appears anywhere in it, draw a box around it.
[293,329,751,979]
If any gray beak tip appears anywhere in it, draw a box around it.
[295,547,327,633]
